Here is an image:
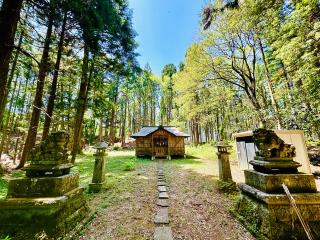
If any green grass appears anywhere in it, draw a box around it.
[72,151,152,186]
[0,151,153,199]
[0,178,8,199]
[186,143,216,159]
[186,141,237,160]
[72,151,154,210]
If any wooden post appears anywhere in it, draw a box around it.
[152,134,154,160]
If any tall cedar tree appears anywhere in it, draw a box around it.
[0,0,24,124]
[19,0,57,168]
[70,0,137,162]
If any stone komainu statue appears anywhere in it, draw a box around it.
[253,128,296,159]
[250,128,301,173]
[27,131,69,164]
[25,131,73,177]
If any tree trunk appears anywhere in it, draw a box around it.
[0,75,19,156]
[259,40,282,129]
[0,31,24,129]
[0,0,24,123]
[121,95,128,147]
[18,9,54,169]
[42,12,68,140]
[71,44,90,163]
[109,83,118,145]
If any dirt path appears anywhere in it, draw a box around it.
[165,163,254,240]
[77,163,157,240]
[76,157,254,240]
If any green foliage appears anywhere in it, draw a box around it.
[123,161,135,171]
[112,146,121,151]
[0,178,8,199]
[217,180,238,194]
[0,236,12,240]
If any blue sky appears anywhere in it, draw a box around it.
[128,0,205,75]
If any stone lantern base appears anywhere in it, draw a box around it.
[0,173,88,240]
[235,170,320,240]
[89,182,103,193]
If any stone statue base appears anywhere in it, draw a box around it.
[235,170,320,239]
[0,173,88,239]
[250,157,302,174]
[244,170,317,193]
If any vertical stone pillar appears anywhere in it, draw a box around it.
[215,143,233,181]
[89,142,107,193]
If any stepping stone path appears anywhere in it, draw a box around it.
[153,160,174,240]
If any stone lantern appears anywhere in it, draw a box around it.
[215,143,233,181]
[89,141,108,193]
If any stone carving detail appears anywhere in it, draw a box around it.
[253,128,296,159]
[250,128,301,173]
[24,131,73,177]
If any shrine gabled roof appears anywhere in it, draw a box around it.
[131,126,190,138]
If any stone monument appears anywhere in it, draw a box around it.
[0,131,88,240]
[236,128,320,239]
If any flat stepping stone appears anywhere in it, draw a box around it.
[159,192,169,199]
[157,181,166,186]
[158,186,167,192]
[154,226,173,240]
[154,207,169,224]
[157,199,169,207]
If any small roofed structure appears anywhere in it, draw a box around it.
[131,126,189,159]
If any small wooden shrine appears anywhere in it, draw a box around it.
[131,126,189,159]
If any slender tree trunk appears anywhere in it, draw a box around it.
[109,83,118,145]
[71,44,91,163]
[98,117,103,142]
[0,75,19,156]
[259,40,282,129]
[121,95,128,147]
[0,0,24,123]
[18,9,54,169]
[4,79,22,154]
[0,31,24,128]
[42,12,68,140]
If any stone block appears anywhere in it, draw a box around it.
[158,186,167,192]
[154,226,173,240]
[236,183,320,239]
[244,170,317,193]
[7,173,79,198]
[159,192,169,199]
[157,181,166,186]
[88,182,103,193]
[154,207,169,224]
[157,199,169,207]
[0,187,88,240]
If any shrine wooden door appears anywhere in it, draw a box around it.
[154,136,168,157]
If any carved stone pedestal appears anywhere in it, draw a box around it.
[0,183,88,240]
[236,180,320,240]
[0,132,88,239]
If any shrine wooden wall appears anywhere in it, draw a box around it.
[134,130,185,157]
